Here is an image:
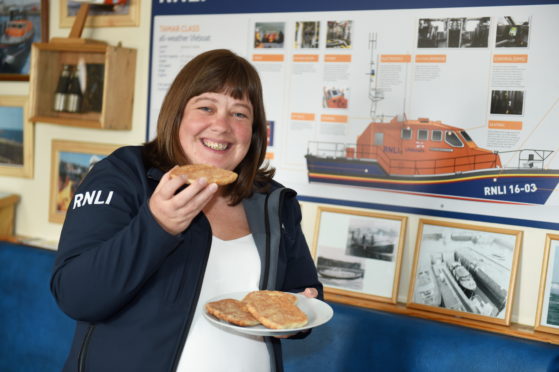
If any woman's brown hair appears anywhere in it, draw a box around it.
[143,49,274,205]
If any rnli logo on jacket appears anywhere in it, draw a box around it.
[72,190,114,209]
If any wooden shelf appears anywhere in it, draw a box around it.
[28,41,136,130]
[326,292,559,345]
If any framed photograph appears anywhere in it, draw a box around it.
[535,234,559,335]
[0,0,49,81]
[49,139,121,224]
[312,206,407,304]
[407,219,522,325]
[0,96,33,178]
[60,0,140,28]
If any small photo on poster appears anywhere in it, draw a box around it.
[418,17,489,48]
[417,18,448,48]
[254,22,285,48]
[490,90,524,115]
[323,86,349,109]
[459,17,490,48]
[326,20,352,49]
[294,21,320,49]
[495,16,531,48]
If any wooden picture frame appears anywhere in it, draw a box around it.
[407,219,522,326]
[0,0,49,81]
[0,96,33,178]
[60,0,140,28]
[49,139,120,224]
[535,234,559,335]
[311,206,407,305]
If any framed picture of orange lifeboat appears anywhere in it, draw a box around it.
[311,206,407,306]
[407,219,522,325]
[0,0,48,81]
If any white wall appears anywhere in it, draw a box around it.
[0,2,553,328]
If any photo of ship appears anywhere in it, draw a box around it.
[305,114,559,205]
[447,261,477,298]
[347,225,396,262]
[317,256,364,280]
[316,256,364,291]
[414,265,442,307]
[305,34,559,205]
[412,223,517,319]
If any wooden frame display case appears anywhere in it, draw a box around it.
[28,41,136,129]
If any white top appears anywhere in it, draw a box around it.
[177,234,271,372]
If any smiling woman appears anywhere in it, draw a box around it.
[50,49,323,372]
[178,92,253,173]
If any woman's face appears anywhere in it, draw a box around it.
[178,92,253,171]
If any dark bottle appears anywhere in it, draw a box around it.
[53,65,71,112]
[65,67,83,113]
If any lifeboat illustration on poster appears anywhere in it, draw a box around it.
[305,34,559,205]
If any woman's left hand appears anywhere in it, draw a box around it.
[274,288,318,339]
[299,287,318,299]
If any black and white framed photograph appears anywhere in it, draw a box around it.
[312,206,407,305]
[535,234,559,335]
[407,219,522,325]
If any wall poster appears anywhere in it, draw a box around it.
[148,0,559,229]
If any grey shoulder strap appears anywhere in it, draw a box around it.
[243,188,284,290]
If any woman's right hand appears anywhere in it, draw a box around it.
[148,167,219,235]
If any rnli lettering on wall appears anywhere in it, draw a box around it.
[72,191,114,209]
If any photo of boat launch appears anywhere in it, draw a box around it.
[410,221,521,322]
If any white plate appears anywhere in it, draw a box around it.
[203,291,334,336]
